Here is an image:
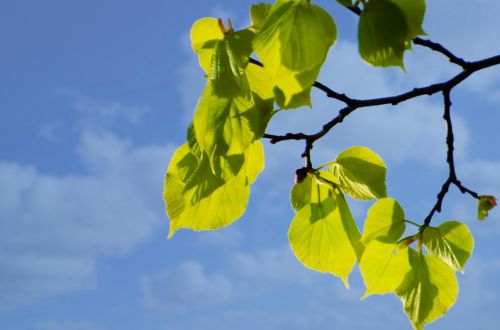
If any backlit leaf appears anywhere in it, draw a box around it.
[328,146,387,200]
[250,3,272,31]
[422,221,474,272]
[396,250,458,330]
[190,17,255,98]
[164,141,264,238]
[361,198,406,244]
[288,188,360,287]
[360,241,411,298]
[290,175,330,212]
[193,83,273,170]
[253,0,336,107]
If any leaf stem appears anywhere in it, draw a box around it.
[404,219,421,228]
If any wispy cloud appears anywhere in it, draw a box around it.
[140,261,233,313]
[0,131,171,309]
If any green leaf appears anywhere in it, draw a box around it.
[477,195,497,220]
[253,0,337,107]
[336,0,352,7]
[392,0,427,39]
[290,175,330,212]
[274,85,312,109]
[288,188,361,287]
[250,3,272,31]
[358,0,408,68]
[246,63,275,100]
[242,140,265,184]
[422,221,474,272]
[190,17,223,54]
[361,198,406,244]
[316,169,341,187]
[193,83,273,170]
[396,250,458,330]
[208,30,254,98]
[164,141,264,238]
[359,241,411,298]
[190,17,255,98]
[328,146,387,200]
[336,189,364,260]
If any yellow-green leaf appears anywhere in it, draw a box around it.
[328,146,387,200]
[361,198,406,244]
[190,18,255,98]
[246,63,275,100]
[290,175,330,212]
[190,17,223,54]
[396,250,458,330]
[422,221,474,272]
[164,142,264,238]
[250,3,272,31]
[288,190,359,287]
[193,83,273,170]
[360,241,411,298]
[253,0,336,107]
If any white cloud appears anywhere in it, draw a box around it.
[0,131,171,309]
[55,90,149,132]
[230,245,315,287]
[140,261,233,313]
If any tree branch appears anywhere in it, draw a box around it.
[423,89,479,226]
[262,54,500,143]
[413,37,470,68]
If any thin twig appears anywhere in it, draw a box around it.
[413,37,470,68]
[423,90,479,226]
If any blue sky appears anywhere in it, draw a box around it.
[1,0,500,329]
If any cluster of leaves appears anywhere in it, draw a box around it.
[164,0,498,329]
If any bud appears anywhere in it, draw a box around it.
[477,195,497,221]
[295,167,308,184]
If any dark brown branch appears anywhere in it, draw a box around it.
[262,54,500,143]
[423,90,478,226]
[413,37,470,68]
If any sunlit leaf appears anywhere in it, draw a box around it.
[328,146,387,200]
[190,17,223,54]
[361,198,406,244]
[290,175,329,212]
[208,29,254,98]
[250,3,272,31]
[246,63,275,100]
[422,221,474,272]
[253,0,336,107]
[360,241,411,298]
[396,250,458,330]
[288,188,360,287]
[164,141,264,238]
[190,17,255,98]
[193,83,273,170]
